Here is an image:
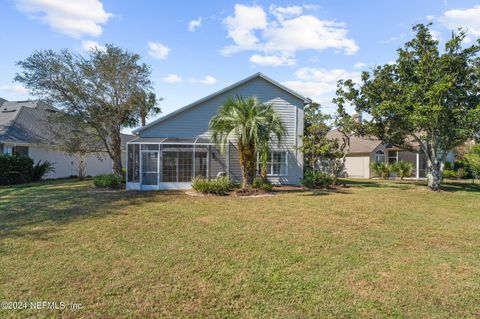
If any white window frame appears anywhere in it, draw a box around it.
[374,150,386,163]
[257,150,288,177]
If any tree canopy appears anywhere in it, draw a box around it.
[336,24,480,190]
[15,45,154,175]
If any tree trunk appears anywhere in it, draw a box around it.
[111,129,123,176]
[426,157,445,191]
[238,142,256,188]
[141,116,146,127]
[78,154,87,180]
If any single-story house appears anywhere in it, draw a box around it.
[126,72,309,190]
[0,98,134,179]
[326,129,454,179]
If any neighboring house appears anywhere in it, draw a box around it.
[326,129,454,179]
[0,98,134,179]
[126,73,309,190]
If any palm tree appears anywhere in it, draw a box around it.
[392,160,414,180]
[209,96,285,188]
[135,91,162,127]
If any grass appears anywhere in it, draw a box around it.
[0,179,479,318]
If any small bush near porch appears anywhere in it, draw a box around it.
[1,179,479,318]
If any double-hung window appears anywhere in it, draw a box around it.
[258,151,288,176]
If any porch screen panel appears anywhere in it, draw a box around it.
[209,148,228,179]
[162,152,176,182]
[161,145,194,182]
[194,146,207,178]
[142,151,158,185]
[127,144,140,182]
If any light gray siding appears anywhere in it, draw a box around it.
[139,77,305,185]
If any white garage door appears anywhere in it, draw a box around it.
[344,156,367,178]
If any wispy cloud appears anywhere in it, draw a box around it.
[147,42,170,60]
[283,67,360,110]
[353,62,366,69]
[0,84,29,94]
[162,74,182,83]
[188,17,202,32]
[81,40,106,52]
[249,54,296,67]
[192,75,217,85]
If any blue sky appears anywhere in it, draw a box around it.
[1,0,480,129]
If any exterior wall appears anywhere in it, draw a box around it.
[29,146,114,179]
[344,154,370,178]
[139,77,305,185]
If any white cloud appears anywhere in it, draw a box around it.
[192,76,217,85]
[147,42,170,60]
[353,62,366,69]
[439,5,480,42]
[81,40,105,52]
[430,29,442,41]
[189,17,202,32]
[14,0,112,38]
[426,15,435,21]
[0,84,29,94]
[162,74,182,83]
[222,4,267,55]
[303,4,321,10]
[270,5,303,20]
[249,54,296,67]
[283,68,360,109]
[221,4,358,60]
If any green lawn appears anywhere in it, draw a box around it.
[1,179,479,318]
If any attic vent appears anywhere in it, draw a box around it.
[1,109,16,113]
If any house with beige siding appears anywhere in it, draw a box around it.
[127,73,309,190]
[0,99,133,178]
[326,129,453,179]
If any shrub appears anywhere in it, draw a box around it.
[371,162,392,179]
[93,174,122,189]
[192,176,232,195]
[443,169,457,180]
[392,160,413,179]
[0,154,34,185]
[252,176,273,191]
[32,160,55,181]
[300,170,333,189]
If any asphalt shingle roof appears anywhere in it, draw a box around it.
[326,129,382,154]
[0,100,134,149]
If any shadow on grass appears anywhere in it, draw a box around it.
[440,181,480,193]
[341,178,480,193]
[0,179,177,241]
[301,188,353,196]
[339,178,422,190]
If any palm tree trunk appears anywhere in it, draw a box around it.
[238,142,256,188]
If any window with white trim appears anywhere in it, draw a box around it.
[374,150,385,163]
[258,151,288,176]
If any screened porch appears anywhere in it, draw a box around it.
[126,137,229,190]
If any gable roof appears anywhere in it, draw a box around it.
[133,72,310,134]
[327,129,383,154]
